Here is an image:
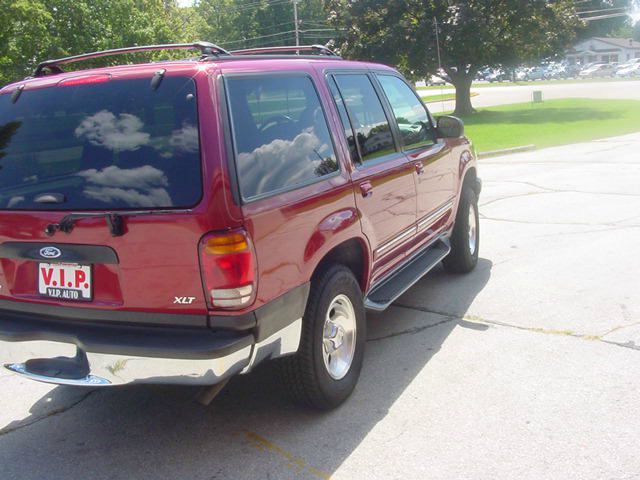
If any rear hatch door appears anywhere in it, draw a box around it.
[0,70,223,325]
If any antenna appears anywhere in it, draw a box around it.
[433,16,447,113]
[433,16,442,71]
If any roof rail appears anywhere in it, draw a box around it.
[32,42,230,77]
[230,44,340,57]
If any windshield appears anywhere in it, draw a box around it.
[0,76,201,210]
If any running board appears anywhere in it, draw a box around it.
[364,238,451,312]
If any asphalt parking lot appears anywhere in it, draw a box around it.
[426,79,640,113]
[1,133,639,480]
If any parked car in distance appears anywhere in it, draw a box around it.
[514,68,529,81]
[475,68,490,81]
[426,74,447,86]
[526,66,550,81]
[615,58,640,72]
[0,42,480,410]
[616,63,640,77]
[485,68,511,83]
[563,63,583,78]
[579,63,616,78]
[545,63,578,79]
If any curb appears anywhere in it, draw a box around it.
[420,92,479,104]
[477,144,536,158]
[422,96,455,104]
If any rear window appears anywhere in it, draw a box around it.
[225,75,338,201]
[0,76,201,210]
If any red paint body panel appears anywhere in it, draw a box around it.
[0,56,477,324]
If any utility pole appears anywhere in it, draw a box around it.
[293,0,300,47]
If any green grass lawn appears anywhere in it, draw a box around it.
[416,77,639,91]
[453,98,640,153]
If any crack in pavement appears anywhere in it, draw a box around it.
[480,180,640,207]
[487,180,640,198]
[0,313,635,437]
[368,316,455,342]
[533,224,640,237]
[600,321,640,339]
[388,304,640,352]
[480,191,554,208]
[479,213,640,228]
[0,389,97,437]
[481,159,637,166]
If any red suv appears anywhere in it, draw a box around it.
[0,43,480,409]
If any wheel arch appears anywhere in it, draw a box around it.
[310,237,371,293]
[462,165,480,194]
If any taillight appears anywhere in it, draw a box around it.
[198,230,257,309]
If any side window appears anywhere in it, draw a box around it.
[226,75,338,200]
[377,75,435,150]
[327,77,359,164]
[333,74,395,164]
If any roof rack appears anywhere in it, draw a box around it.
[230,45,340,57]
[32,41,230,77]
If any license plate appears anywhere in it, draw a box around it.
[38,263,92,301]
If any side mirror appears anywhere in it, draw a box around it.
[436,115,464,138]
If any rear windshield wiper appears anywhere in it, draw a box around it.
[45,209,191,237]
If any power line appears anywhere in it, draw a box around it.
[252,21,294,33]
[580,12,630,21]
[221,30,297,46]
[576,7,626,15]
[206,0,291,14]
[221,27,342,46]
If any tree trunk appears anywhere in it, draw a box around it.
[452,75,476,117]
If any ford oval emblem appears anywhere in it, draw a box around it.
[40,246,62,259]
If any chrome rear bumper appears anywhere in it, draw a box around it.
[0,285,307,387]
[0,317,301,387]
[2,339,254,386]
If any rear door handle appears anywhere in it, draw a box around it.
[359,181,373,198]
[415,162,425,175]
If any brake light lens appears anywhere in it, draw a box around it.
[199,230,257,309]
[59,75,111,87]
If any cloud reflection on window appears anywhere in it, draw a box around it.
[77,165,172,207]
[75,110,150,153]
[237,132,333,199]
[170,123,199,153]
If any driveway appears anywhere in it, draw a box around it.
[426,79,640,113]
[1,133,639,480]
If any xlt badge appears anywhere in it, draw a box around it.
[174,296,196,305]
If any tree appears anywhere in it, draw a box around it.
[0,0,187,85]
[328,0,582,115]
[195,0,331,50]
[576,0,632,39]
[0,0,52,85]
[0,0,336,86]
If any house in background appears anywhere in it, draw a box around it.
[566,37,640,65]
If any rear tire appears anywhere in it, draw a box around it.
[278,265,366,410]
[443,185,479,273]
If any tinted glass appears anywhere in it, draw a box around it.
[377,75,434,150]
[0,76,201,210]
[333,74,395,163]
[226,75,338,200]
[327,77,359,164]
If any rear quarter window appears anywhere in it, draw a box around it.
[225,74,338,201]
